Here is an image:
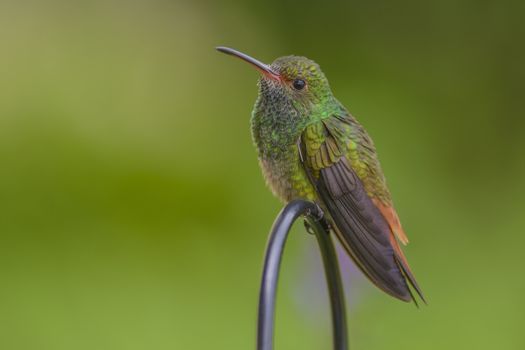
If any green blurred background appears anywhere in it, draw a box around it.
[1,0,524,349]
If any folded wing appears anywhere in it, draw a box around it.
[299,120,424,303]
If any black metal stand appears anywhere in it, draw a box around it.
[257,200,349,350]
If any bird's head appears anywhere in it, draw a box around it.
[217,47,333,116]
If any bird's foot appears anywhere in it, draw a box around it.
[303,218,331,235]
[303,220,316,235]
[305,203,324,221]
[304,203,331,234]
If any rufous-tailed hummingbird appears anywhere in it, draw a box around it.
[217,46,425,304]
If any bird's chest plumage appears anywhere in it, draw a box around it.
[257,148,315,202]
[251,117,316,202]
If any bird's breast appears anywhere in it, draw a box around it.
[257,145,316,203]
[251,98,316,202]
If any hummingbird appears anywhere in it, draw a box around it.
[216,46,425,304]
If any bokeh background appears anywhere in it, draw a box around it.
[1,0,524,349]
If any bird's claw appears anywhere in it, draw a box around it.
[304,204,331,235]
[305,203,324,222]
[303,220,315,235]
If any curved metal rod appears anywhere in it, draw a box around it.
[257,199,349,350]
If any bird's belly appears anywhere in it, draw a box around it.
[258,151,316,203]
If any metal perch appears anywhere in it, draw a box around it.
[257,199,349,350]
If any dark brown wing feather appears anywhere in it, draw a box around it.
[299,124,425,303]
[317,157,414,301]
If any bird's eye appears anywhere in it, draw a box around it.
[292,79,306,90]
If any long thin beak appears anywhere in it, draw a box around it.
[216,46,280,81]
